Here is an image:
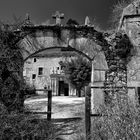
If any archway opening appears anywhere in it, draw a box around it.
[23,46,92,96]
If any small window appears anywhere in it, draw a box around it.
[32,74,36,79]
[34,58,37,62]
[57,67,59,70]
[38,67,43,76]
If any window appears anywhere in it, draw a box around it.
[32,74,36,80]
[34,58,37,62]
[38,67,43,76]
[57,67,59,70]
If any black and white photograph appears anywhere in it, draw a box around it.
[0,0,140,139]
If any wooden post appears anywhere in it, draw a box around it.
[85,86,91,140]
[47,90,52,121]
[91,60,95,114]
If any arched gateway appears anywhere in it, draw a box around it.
[0,12,135,114]
[14,12,133,114]
[15,13,109,113]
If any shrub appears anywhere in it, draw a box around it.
[66,18,79,26]
[0,75,24,112]
[0,107,59,140]
[70,97,140,140]
[92,100,140,140]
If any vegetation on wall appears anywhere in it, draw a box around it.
[66,18,79,26]
[103,32,134,105]
[0,21,36,112]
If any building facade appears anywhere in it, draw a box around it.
[23,52,77,96]
[23,47,107,96]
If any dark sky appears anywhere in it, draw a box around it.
[0,0,119,29]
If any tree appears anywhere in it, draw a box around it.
[60,56,91,97]
[0,26,25,112]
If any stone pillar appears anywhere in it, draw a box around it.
[104,57,128,106]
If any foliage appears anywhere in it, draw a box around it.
[0,28,25,112]
[106,32,134,60]
[66,18,79,26]
[91,100,140,140]
[59,56,91,97]
[114,33,133,59]
[0,104,59,140]
[0,22,29,112]
[69,98,140,140]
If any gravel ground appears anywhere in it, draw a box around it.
[24,96,85,119]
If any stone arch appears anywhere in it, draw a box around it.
[19,26,108,96]
[18,25,106,61]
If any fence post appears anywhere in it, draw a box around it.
[85,86,91,140]
[91,60,95,115]
[47,90,52,121]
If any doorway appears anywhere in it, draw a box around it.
[137,87,140,104]
[58,81,69,96]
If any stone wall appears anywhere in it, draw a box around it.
[91,1,140,113]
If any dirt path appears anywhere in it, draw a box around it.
[25,96,85,119]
